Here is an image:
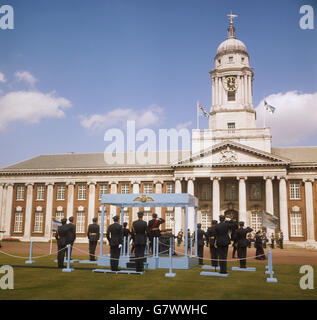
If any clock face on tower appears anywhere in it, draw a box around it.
[223,76,238,92]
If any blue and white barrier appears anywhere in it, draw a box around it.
[25,241,35,264]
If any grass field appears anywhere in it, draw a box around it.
[0,254,316,300]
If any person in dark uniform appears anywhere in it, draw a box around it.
[247,233,252,248]
[55,218,70,268]
[193,224,206,265]
[206,220,218,269]
[187,229,192,253]
[278,231,284,249]
[215,215,235,274]
[148,213,165,254]
[106,215,123,271]
[176,230,183,247]
[87,217,100,261]
[235,221,253,268]
[270,233,275,249]
[231,221,238,258]
[255,231,266,260]
[122,222,131,255]
[67,216,76,260]
[262,233,268,248]
[132,211,148,272]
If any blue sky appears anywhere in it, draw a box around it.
[0,0,316,167]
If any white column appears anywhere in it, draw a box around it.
[3,183,13,237]
[88,181,96,226]
[304,179,315,242]
[214,77,218,106]
[132,180,140,221]
[248,75,252,105]
[66,181,75,219]
[239,76,243,104]
[0,184,4,234]
[44,182,54,239]
[244,75,248,105]
[110,181,118,220]
[174,178,182,234]
[278,177,289,241]
[23,183,34,240]
[212,78,215,106]
[187,178,195,233]
[154,180,163,217]
[218,77,222,106]
[264,176,274,215]
[237,177,247,223]
[212,177,221,221]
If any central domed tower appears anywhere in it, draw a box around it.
[209,16,255,130]
[192,15,272,153]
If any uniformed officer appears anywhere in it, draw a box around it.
[206,220,218,269]
[148,213,165,254]
[122,222,131,255]
[132,211,148,272]
[55,218,70,268]
[67,216,76,260]
[215,215,235,274]
[255,231,266,260]
[235,221,253,268]
[193,223,206,265]
[270,233,275,249]
[278,231,284,249]
[87,217,100,261]
[106,215,123,271]
[231,222,238,258]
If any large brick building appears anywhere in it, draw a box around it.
[0,19,316,248]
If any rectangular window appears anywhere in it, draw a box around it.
[290,181,301,200]
[227,122,235,133]
[228,91,236,102]
[16,186,25,201]
[166,183,175,194]
[143,183,153,194]
[99,184,108,200]
[98,210,108,232]
[34,211,44,233]
[225,182,237,201]
[165,211,174,233]
[251,212,262,232]
[76,211,86,234]
[78,184,86,200]
[36,186,45,201]
[143,211,152,224]
[199,212,212,231]
[121,183,130,194]
[55,210,64,222]
[229,56,233,63]
[57,185,65,201]
[201,183,211,201]
[13,211,23,233]
[290,212,303,237]
[124,208,129,224]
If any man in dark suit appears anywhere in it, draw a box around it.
[67,216,76,260]
[55,218,70,268]
[148,213,165,254]
[193,223,206,265]
[231,221,238,258]
[106,215,123,271]
[132,211,148,272]
[235,221,253,268]
[215,215,235,274]
[87,217,100,261]
[206,220,218,269]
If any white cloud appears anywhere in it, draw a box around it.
[80,105,164,131]
[255,91,317,146]
[14,71,37,85]
[0,72,6,83]
[0,91,72,131]
[176,121,192,130]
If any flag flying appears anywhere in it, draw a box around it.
[197,101,210,118]
[264,100,276,114]
[52,219,62,231]
[262,211,279,229]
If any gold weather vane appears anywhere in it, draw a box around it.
[227,11,238,25]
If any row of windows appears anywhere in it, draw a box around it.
[14,183,176,202]
[217,56,246,65]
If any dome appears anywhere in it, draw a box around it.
[216,38,247,55]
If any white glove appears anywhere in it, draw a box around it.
[225,217,231,221]
[118,244,122,248]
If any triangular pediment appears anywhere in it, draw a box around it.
[173,141,291,167]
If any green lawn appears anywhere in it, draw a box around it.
[0,254,316,300]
